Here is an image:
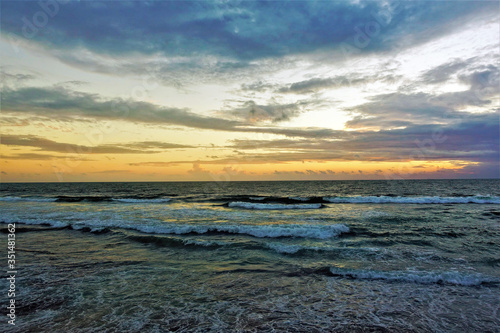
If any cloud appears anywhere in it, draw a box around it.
[280,77,342,94]
[1,2,498,180]
[277,72,402,94]
[459,65,500,94]
[1,153,93,161]
[129,110,499,167]
[420,59,470,84]
[2,1,495,62]
[89,170,132,174]
[240,81,277,93]
[222,100,311,124]
[345,66,500,130]
[187,163,210,175]
[1,85,242,130]
[0,134,193,154]
[1,71,37,84]
[229,112,499,163]
[1,84,350,138]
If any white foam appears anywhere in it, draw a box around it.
[329,267,496,286]
[228,201,323,210]
[323,195,500,204]
[134,223,349,239]
[249,197,266,201]
[0,219,69,228]
[0,196,57,202]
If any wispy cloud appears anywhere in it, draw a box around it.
[1,134,193,154]
[1,153,94,161]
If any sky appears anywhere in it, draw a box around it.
[0,0,499,182]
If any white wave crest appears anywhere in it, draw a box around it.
[0,196,57,202]
[323,195,500,204]
[0,219,69,228]
[135,223,349,239]
[228,201,323,210]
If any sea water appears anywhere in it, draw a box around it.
[0,180,499,332]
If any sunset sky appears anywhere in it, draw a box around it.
[1,0,499,182]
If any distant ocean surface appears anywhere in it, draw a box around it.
[1,180,499,332]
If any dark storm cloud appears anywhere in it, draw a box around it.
[1,1,495,61]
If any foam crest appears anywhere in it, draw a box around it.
[323,195,500,204]
[0,196,57,202]
[135,223,349,239]
[0,219,69,228]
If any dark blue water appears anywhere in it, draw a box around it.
[1,180,499,332]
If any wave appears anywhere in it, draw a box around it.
[134,223,349,239]
[264,243,381,255]
[126,234,226,249]
[112,198,171,203]
[4,194,497,205]
[1,220,349,239]
[227,201,324,210]
[215,194,500,205]
[249,196,266,201]
[214,194,500,205]
[0,219,69,229]
[328,266,497,286]
[0,196,171,204]
[288,197,310,202]
[0,196,57,202]
[323,195,500,204]
[214,196,326,204]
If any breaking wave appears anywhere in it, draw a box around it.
[0,196,172,204]
[1,220,349,239]
[323,195,500,204]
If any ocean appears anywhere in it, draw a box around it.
[1,179,499,332]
